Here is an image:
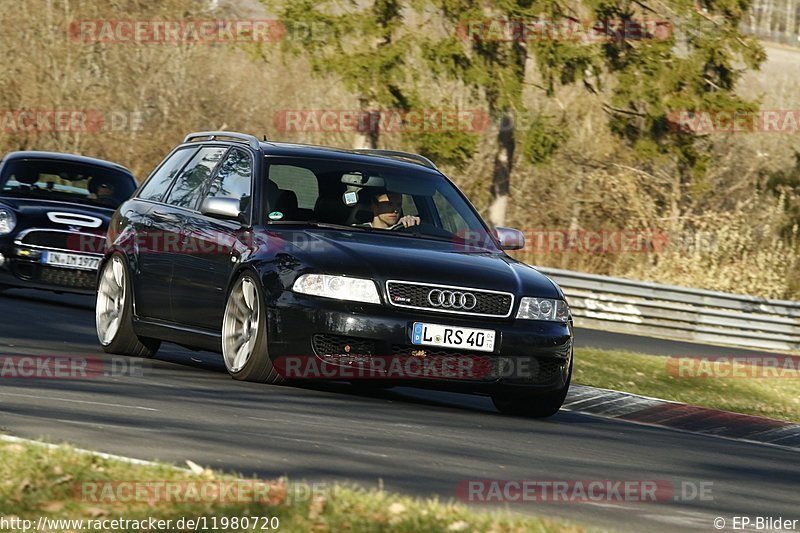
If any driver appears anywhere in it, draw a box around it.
[359,191,420,229]
[88,177,116,201]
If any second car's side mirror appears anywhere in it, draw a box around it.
[201,197,246,224]
[494,227,525,250]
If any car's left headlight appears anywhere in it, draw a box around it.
[293,274,381,304]
[0,206,16,236]
[516,297,571,322]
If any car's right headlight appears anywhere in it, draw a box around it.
[293,274,381,304]
[0,206,16,235]
[516,297,571,322]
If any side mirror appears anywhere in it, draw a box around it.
[494,227,525,250]
[201,197,245,224]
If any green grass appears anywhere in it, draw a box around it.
[573,347,800,423]
[0,439,595,533]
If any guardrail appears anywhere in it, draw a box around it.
[535,267,800,353]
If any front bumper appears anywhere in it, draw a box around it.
[267,291,573,394]
[0,239,99,294]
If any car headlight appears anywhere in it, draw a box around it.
[0,207,16,236]
[293,274,381,304]
[516,297,571,322]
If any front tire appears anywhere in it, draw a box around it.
[96,255,160,357]
[491,364,572,418]
[222,273,283,384]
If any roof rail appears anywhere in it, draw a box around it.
[183,131,261,150]
[352,149,439,171]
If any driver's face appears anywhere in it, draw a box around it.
[373,193,402,225]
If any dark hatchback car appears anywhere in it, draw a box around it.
[97,132,573,417]
[0,151,137,294]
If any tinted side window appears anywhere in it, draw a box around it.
[268,164,319,209]
[206,149,253,214]
[164,147,226,209]
[432,189,469,233]
[138,147,196,202]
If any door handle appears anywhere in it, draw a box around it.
[151,210,180,223]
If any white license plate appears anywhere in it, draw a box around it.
[41,251,100,271]
[411,322,496,353]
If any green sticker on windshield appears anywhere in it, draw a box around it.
[268,211,283,220]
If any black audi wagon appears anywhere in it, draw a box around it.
[0,151,137,294]
[96,132,573,417]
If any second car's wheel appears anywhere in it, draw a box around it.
[491,363,572,418]
[96,255,160,358]
[222,273,284,384]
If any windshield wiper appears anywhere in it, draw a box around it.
[266,220,372,232]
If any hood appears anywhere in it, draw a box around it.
[268,227,561,299]
[0,197,113,234]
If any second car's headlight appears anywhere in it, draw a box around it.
[293,274,381,304]
[516,297,571,322]
[0,207,16,236]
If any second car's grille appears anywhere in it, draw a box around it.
[386,281,513,317]
[19,230,105,254]
[14,264,95,289]
[40,267,96,289]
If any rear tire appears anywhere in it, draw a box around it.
[96,255,160,358]
[491,363,572,418]
[222,273,283,384]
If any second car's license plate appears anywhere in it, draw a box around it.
[42,251,100,271]
[411,322,496,352]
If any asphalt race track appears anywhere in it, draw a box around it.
[0,289,797,532]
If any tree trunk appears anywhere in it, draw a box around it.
[354,98,379,149]
[488,112,515,228]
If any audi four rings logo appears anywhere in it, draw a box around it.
[427,289,477,310]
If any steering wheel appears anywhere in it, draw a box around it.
[389,219,422,231]
[392,221,453,239]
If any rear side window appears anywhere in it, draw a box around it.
[268,164,319,209]
[164,147,226,209]
[138,147,196,202]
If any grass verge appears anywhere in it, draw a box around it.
[573,347,800,423]
[0,439,593,533]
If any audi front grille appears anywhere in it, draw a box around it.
[385,280,514,318]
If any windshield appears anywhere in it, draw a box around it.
[263,157,498,250]
[0,158,136,209]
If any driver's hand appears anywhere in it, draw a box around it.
[398,215,421,228]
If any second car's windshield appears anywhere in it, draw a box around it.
[0,159,136,209]
[263,156,497,249]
